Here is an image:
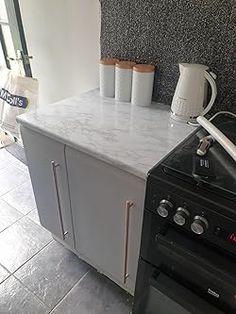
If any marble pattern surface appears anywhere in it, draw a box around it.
[17,89,194,179]
[17,90,194,179]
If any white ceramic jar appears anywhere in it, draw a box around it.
[99,58,118,97]
[115,61,136,102]
[131,64,155,106]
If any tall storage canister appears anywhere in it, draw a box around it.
[99,58,119,97]
[131,64,155,106]
[115,61,136,102]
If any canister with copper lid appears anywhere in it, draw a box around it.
[99,58,119,97]
[115,61,136,102]
[131,64,155,106]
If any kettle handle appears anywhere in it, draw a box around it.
[202,71,217,116]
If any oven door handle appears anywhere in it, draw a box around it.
[155,232,234,284]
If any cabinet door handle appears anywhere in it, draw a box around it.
[123,200,134,284]
[51,160,67,240]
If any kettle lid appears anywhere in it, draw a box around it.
[180,63,209,71]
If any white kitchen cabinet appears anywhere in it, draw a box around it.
[66,147,145,294]
[21,127,74,249]
[21,126,146,294]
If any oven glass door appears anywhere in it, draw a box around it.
[144,271,225,314]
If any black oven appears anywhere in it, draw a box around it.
[133,173,236,314]
[133,210,236,314]
[133,115,236,314]
[134,260,225,314]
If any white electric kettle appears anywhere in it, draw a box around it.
[171,63,217,123]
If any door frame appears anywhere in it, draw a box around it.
[2,0,32,76]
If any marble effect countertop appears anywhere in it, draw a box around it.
[17,89,195,180]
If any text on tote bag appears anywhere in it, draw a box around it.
[0,88,28,109]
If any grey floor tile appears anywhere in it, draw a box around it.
[0,164,30,197]
[0,264,10,284]
[5,142,27,164]
[51,270,133,314]
[27,209,40,225]
[15,241,91,309]
[13,158,29,173]
[0,275,49,314]
[0,199,23,233]
[0,216,52,273]
[2,180,36,215]
[0,148,16,171]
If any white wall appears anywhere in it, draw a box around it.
[19,0,100,106]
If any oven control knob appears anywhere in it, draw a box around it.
[157,200,173,218]
[173,207,190,226]
[191,216,208,235]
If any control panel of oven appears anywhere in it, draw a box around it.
[156,199,210,235]
[146,180,236,256]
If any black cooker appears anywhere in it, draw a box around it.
[133,114,236,314]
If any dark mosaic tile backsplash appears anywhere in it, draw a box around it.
[100,0,236,113]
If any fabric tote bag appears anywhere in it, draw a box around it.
[0,65,38,139]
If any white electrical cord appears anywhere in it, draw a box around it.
[188,111,236,126]
[209,111,236,121]
[197,114,236,162]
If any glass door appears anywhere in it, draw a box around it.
[0,0,32,76]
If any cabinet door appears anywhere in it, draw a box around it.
[66,147,145,294]
[21,127,74,248]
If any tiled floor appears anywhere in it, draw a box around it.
[0,147,133,314]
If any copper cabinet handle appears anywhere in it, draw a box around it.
[123,200,134,284]
[51,160,67,240]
